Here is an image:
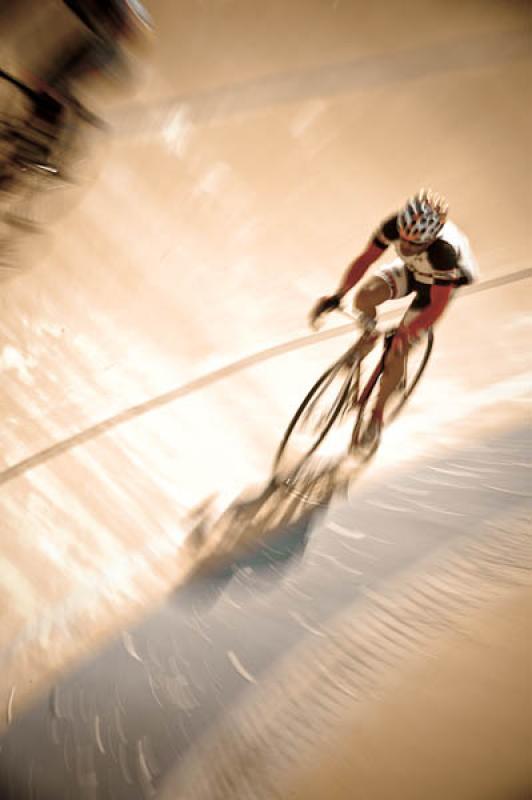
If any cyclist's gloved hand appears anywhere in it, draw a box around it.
[309,294,341,328]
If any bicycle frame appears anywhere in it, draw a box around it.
[356,331,393,408]
[337,308,432,413]
[273,314,434,480]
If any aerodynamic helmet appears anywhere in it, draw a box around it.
[397,189,448,244]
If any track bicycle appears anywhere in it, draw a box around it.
[272,310,434,482]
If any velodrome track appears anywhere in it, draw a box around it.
[0,1,530,797]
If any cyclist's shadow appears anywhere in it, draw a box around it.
[173,461,348,614]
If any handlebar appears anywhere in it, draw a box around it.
[337,306,376,331]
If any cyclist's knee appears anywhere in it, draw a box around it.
[354,277,391,314]
[355,288,374,315]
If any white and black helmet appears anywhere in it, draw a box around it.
[397,189,448,244]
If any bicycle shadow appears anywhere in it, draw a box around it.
[173,456,362,614]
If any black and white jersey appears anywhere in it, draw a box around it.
[373,215,478,288]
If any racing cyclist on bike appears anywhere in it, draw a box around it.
[310,189,478,450]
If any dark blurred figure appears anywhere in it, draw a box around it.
[35,0,154,124]
[0,1,153,193]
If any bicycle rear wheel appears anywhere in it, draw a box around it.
[273,343,361,482]
[351,328,434,459]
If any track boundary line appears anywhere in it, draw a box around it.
[0,267,530,486]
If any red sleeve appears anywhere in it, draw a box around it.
[406,284,453,338]
[339,243,384,295]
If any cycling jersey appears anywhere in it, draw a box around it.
[373,214,478,289]
[334,206,479,335]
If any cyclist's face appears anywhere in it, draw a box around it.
[399,237,430,257]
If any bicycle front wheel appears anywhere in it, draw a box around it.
[273,348,360,481]
[351,328,434,458]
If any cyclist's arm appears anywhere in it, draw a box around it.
[337,242,385,296]
[336,215,397,296]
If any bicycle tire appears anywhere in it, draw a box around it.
[351,328,434,457]
[273,345,361,480]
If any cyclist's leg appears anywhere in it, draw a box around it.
[373,296,423,417]
[356,263,410,448]
[354,259,407,321]
[373,340,408,417]
[356,329,408,450]
[354,276,391,321]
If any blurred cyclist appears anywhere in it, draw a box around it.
[30,0,154,126]
[0,1,153,193]
[310,189,479,450]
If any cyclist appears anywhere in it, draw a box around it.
[0,1,153,190]
[23,0,153,132]
[310,189,478,450]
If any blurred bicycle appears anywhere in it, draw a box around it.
[0,1,153,227]
[0,67,103,232]
[272,309,433,484]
